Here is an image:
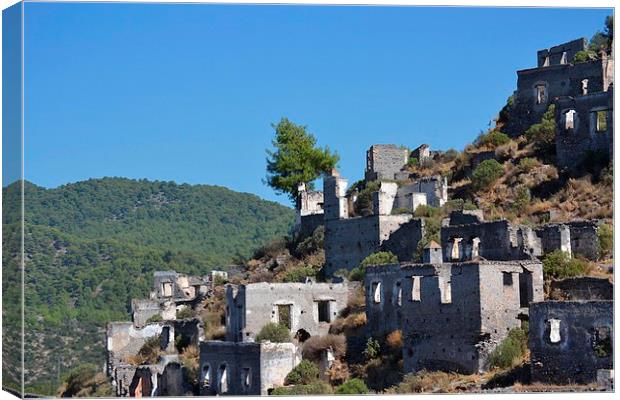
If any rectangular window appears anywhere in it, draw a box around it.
[549,319,561,343]
[596,110,608,132]
[438,276,452,304]
[503,272,513,286]
[317,301,330,323]
[372,282,381,303]
[162,282,173,297]
[565,110,575,130]
[277,304,292,330]
[242,368,251,389]
[535,85,547,105]
[411,276,422,301]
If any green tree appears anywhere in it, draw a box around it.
[255,322,291,343]
[265,118,339,202]
[589,15,614,54]
[488,328,528,369]
[542,250,590,280]
[525,104,556,153]
[598,223,613,259]
[349,251,398,280]
[471,159,504,191]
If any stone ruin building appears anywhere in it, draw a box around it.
[199,341,300,396]
[225,280,355,342]
[503,38,614,170]
[106,270,226,397]
[293,182,324,239]
[366,260,543,374]
[529,275,613,386]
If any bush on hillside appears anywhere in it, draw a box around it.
[271,381,333,395]
[598,223,613,259]
[542,250,590,280]
[359,252,398,272]
[471,159,504,191]
[363,337,381,360]
[285,360,320,385]
[488,328,528,369]
[255,322,291,343]
[336,378,370,394]
[476,130,510,148]
[517,157,541,173]
[525,105,556,152]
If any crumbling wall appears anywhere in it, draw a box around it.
[537,38,587,67]
[567,221,600,260]
[365,144,408,181]
[199,341,262,395]
[226,281,351,342]
[448,210,484,226]
[107,322,175,369]
[364,264,404,335]
[555,90,613,171]
[259,342,301,395]
[529,301,613,384]
[380,219,425,262]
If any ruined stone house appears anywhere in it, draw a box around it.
[198,341,300,396]
[365,260,544,374]
[293,182,325,240]
[225,280,355,343]
[529,300,612,384]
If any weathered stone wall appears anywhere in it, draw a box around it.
[440,220,541,262]
[131,299,163,328]
[550,277,613,300]
[199,341,263,395]
[365,144,408,181]
[535,220,600,260]
[380,218,425,262]
[226,281,352,342]
[505,58,608,136]
[107,322,175,368]
[366,261,543,375]
[537,38,587,67]
[529,301,613,384]
[555,90,613,170]
[296,213,324,240]
[448,210,484,226]
[199,341,299,395]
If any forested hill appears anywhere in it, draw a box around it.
[5,178,295,266]
[2,178,294,394]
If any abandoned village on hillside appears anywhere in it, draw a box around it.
[104,37,614,396]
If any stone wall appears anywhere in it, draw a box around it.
[226,281,352,342]
[199,341,299,395]
[107,322,175,369]
[529,301,613,384]
[380,218,425,262]
[535,220,600,260]
[365,144,408,181]
[366,261,543,374]
[555,90,613,170]
[537,38,587,68]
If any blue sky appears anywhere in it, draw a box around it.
[14,2,612,205]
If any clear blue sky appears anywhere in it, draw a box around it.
[14,2,612,205]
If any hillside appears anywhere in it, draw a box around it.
[2,178,295,394]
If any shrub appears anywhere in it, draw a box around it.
[281,266,317,283]
[471,159,504,191]
[359,252,398,271]
[542,250,590,280]
[518,157,541,173]
[386,330,403,351]
[146,314,163,324]
[363,337,381,360]
[573,50,596,63]
[407,157,419,167]
[488,328,528,369]
[355,181,380,215]
[598,223,613,259]
[252,237,288,259]
[393,370,453,394]
[476,130,510,148]
[525,105,556,152]
[302,334,347,362]
[129,336,163,365]
[295,226,324,256]
[336,378,370,394]
[348,267,364,281]
[57,364,113,397]
[443,149,459,162]
[285,360,320,385]
[391,207,412,215]
[413,205,440,218]
[176,307,195,320]
[271,381,333,395]
[255,322,291,343]
[512,186,531,214]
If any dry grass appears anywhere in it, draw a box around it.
[302,334,347,361]
[386,330,403,351]
[329,312,367,335]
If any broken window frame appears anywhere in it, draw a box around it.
[535,84,547,105]
[277,304,293,330]
[218,364,229,394]
[581,79,589,95]
[317,300,331,323]
[502,272,513,286]
[438,276,452,304]
[202,364,211,388]
[372,282,382,304]
[564,109,576,131]
[560,51,568,64]
[411,276,422,301]
[595,110,608,132]
[241,367,252,389]
[548,319,562,343]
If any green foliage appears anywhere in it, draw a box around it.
[354,181,380,215]
[525,104,556,152]
[336,378,370,394]
[285,360,320,385]
[347,267,364,282]
[517,157,541,173]
[176,307,195,320]
[512,186,531,214]
[542,250,590,280]
[471,159,504,191]
[413,205,440,218]
[2,178,294,393]
[294,226,324,257]
[359,252,398,270]
[598,224,613,259]
[146,314,163,324]
[498,95,515,124]
[475,130,510,148]
[271,381,333,395]
[281,266,318,283]
[57,364,113,397]
[407,157,419,167]
[136,336,163,365]
[255,322,291,343]
[573,50,596,63]
[265,118,339,202]
[363,337,381,360]
[391,207,412,215]
[587,16,613,55]
[488,328,528,369]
